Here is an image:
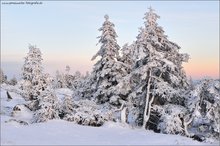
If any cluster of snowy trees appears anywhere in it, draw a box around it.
[1,7,219,142]
[0,69,18,86]
[186,79,220,141]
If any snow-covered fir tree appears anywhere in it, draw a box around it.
[116,7,190,134]
[89,15,127,104]
[21,45,47,100]
[0,68,7,84]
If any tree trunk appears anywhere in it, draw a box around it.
[121,106,128,124]
[143,69,152,129]
[115,102,128,123]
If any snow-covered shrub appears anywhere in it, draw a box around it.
[32,89,60,123]
[62,95,74,114]
[61,95,75,119]
[157,104,187,134]
[73,112,104,127]
[65,100,105,126]
[63,100,116,127]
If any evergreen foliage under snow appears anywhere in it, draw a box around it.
[1,7,219,144]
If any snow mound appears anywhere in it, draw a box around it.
[1,88,26,116]
[11,104,33,122]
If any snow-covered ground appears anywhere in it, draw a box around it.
[1,119,210,145]
[0,85,218,145]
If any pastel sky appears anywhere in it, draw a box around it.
[1,1,219,80]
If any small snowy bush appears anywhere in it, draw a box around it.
[64,100,105,126]
[63,100,116,127]
[32,89,60,123]
[158,104,187,135]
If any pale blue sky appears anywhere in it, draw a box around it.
[1,1,219,79]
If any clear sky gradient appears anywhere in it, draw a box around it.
[1,1,219,79]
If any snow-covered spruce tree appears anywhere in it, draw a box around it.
[90,15,127,104]
[0,68,7,84]
[71,71,82,90]
[185,79,220,141]
[122,7,189,134]
[64,65,78,89]
[32,88,60,123]
[54,70,67,88]
[0,69,4,84]
[8,76,18,86]
[54,67,78,89]
[21,45,47,101]
[65,65,70,74]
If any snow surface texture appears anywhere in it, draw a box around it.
[1,86,218,145]
[1,119,210,145]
